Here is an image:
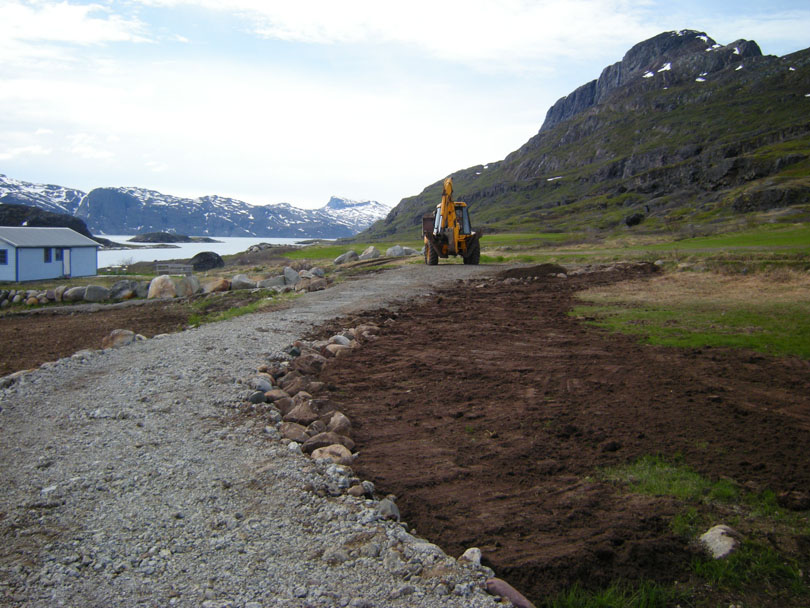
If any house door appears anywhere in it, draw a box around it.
[63,249,71,277]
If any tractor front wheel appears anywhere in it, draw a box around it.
[463,239,480,265]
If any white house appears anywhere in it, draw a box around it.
[0,227,99,282]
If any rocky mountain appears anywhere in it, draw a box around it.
[0,203,94,238]
[0,174,85,216]
[0,175,389,238]
[364,30,810,239]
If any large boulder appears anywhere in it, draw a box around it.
[147,275,177,299]
[135,281,150,298]
[203,278,230,293]
[230,274,256,290]
[62,286,87,302]
[175,275,201,297]
[334,250,359,265]
[359,246,381,260]
[385,245,406,257]
[258,276,286,289]
[83,285,110,302]
[189,251,224,271]
[109,280,139,300]
[283,266,300,286]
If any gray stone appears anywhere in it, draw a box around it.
[250,376,273,392]
[377,497,400,521]
[334,250,359,265]
[62,286,87,302]
[258,276,285,289]
[385,245,406,257]
[247,391,266,404]
[109,280,139,300]
[175,275,201,297]
[283,266,300,286]
[189,251,223,271]
[230,274,256,290]
[328,335,351,346]
[310,267,325,278]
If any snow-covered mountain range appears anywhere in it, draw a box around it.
[0,174,389,238]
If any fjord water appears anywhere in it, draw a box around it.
[97,236,308,268]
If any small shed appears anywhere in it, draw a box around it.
[0,227,99,282]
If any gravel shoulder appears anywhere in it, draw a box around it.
[0,264,501,608]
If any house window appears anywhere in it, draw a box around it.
[0,249,7,265]
[44,247,52,263]
[55,248,64,262]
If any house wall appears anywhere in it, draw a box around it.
[17,247,58,281]
[0,243,16,282]
[14,246,97,281]
[69,247,98,278]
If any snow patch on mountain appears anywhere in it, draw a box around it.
[0,175,390,238]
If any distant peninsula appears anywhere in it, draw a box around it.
[128,232,221,244]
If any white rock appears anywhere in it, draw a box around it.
[458,547,482,566]
[699,524,740,559]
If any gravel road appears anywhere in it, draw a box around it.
[0,264,502,608]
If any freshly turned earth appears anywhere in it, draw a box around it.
[3,264,809,605]
[315,264,810,603]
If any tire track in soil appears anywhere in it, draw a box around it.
[316,264,810,602]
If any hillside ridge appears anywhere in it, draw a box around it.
[363,31,810,240]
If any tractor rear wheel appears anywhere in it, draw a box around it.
[426,245,439,265]
[463,239,480,265]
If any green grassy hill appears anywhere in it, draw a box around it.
[361,32,810,242]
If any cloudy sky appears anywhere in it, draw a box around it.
[1,1,808,209]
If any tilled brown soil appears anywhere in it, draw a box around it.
[315,264,810,604]
[0,302,191,377]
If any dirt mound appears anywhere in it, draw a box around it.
[316,268,810,603]
[498,263,567,278]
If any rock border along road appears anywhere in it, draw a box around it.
[0,264,501,608]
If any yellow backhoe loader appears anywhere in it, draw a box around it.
[422,177,481,265]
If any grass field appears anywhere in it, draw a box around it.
[572,270,810,359]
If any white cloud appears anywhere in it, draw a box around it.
[0,1,148,45]
[67,133,115,160]
[134,0,659,70]
[0,143,52,161]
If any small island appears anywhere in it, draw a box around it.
[128,232,221,244]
